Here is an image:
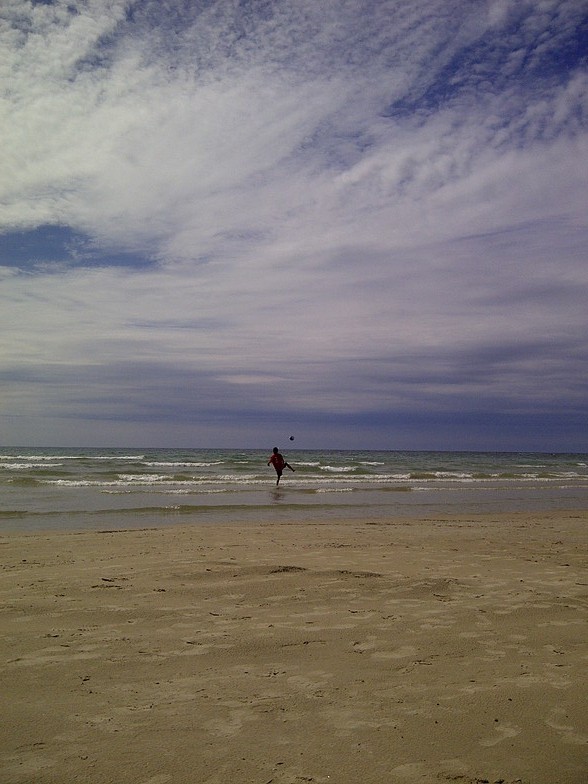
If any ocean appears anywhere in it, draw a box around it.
[1,447,587,532]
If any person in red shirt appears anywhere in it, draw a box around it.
[267,447,295,486]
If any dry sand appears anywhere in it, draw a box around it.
[1,512,587,784]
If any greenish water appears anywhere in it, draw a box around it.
[1,448,587,531]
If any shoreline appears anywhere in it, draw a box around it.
[1,511,587,783]
[2,447,587,536]
[3,490,588,535]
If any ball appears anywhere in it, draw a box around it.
[289,435,294,441]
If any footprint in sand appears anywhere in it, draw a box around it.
[351,639,378,654]
[371,645,417,660]
[546,707,588,745]
[479,722,520,746]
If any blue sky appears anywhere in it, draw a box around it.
[1,0,587,450]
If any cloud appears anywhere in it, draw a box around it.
[1,0,587,448]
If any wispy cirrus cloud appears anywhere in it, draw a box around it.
[1,0,587,448]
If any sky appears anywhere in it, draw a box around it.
[1,0,587,451]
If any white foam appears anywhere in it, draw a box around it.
[315,487,354,493]
[2,462,65,470]
[0,454,144,461]
[118,474,173,483]
[142,461,224,467]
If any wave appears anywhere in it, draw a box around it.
[142,461,224,467]
[0,454,144,461]
[315,487,354,493]
[410,471,473,480]
[7,477,41,487]
[33,471,588,491]
[1,462,66,470]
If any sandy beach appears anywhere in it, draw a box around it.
[1,511,586,784]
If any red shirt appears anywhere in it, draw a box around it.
[269,453,285,470]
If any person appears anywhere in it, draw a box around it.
[267,447,295,486]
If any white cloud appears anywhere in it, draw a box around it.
[1,0,587,447]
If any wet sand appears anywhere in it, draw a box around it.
[1,511,587,784]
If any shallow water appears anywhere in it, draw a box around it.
[1,447,587,531]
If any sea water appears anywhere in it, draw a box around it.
[1,447,587,532]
